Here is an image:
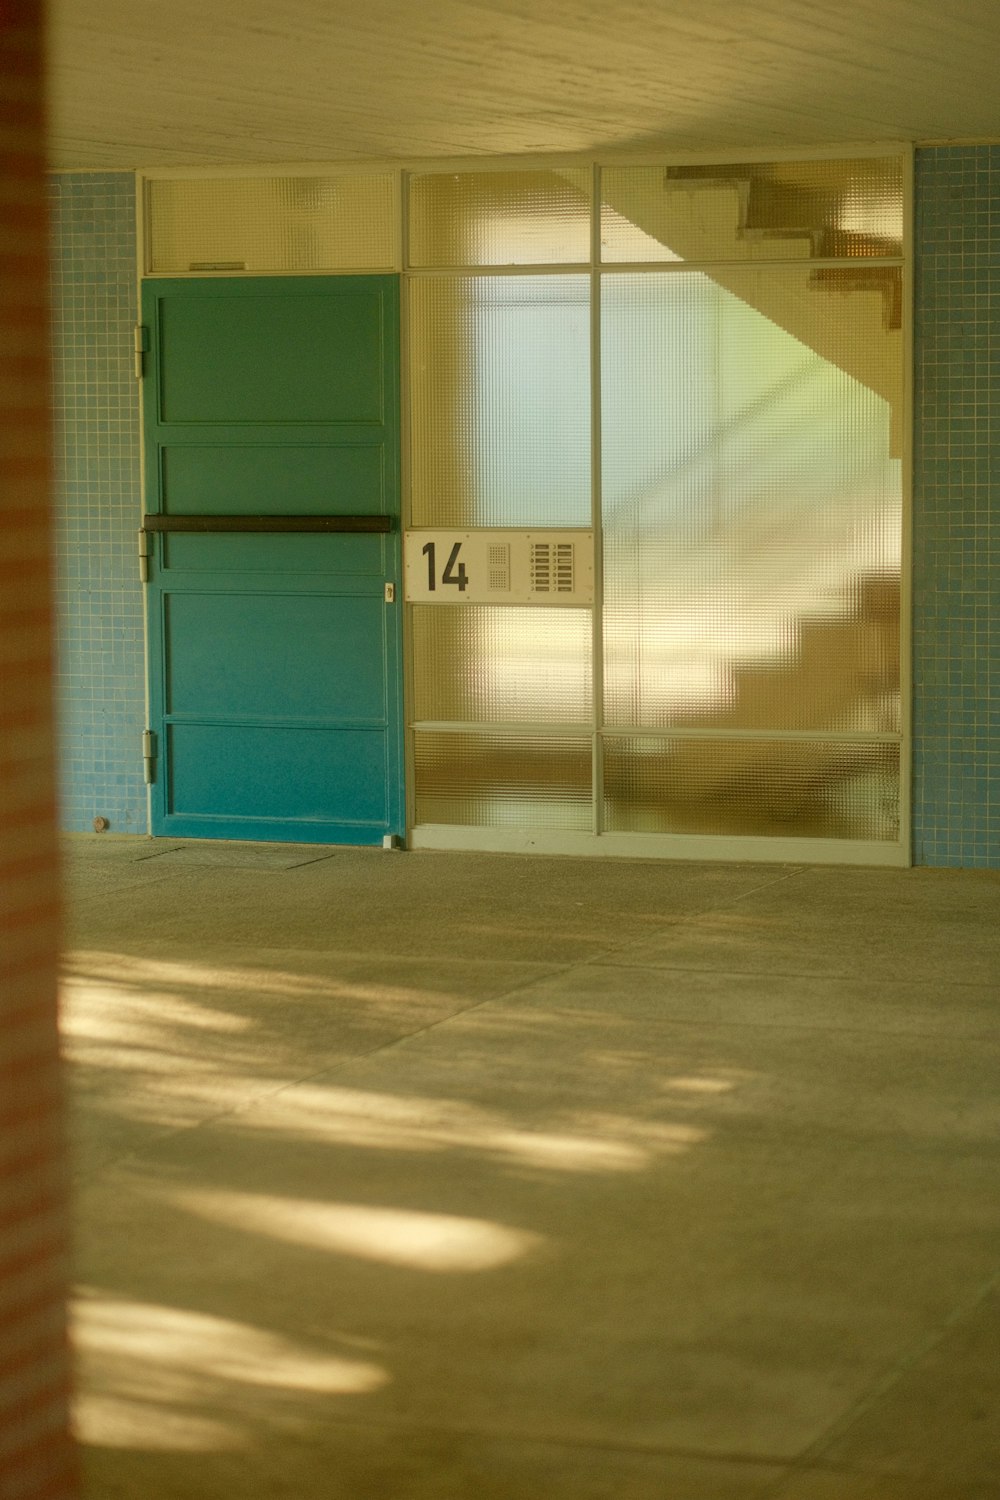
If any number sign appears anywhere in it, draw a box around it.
[404,530,594,606]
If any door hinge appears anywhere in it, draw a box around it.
[142,730,157,784]
[138,528,152,583]
[134,324,149,379]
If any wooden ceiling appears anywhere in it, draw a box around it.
[47,0,1000,170]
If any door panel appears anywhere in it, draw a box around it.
[160,533,386,576]
[143,275,402,844]
[164,592,388,721]
[158,290,386,423]
[162,445,385,515]
[167,726,388,825]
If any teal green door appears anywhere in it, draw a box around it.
[142,276,403,845]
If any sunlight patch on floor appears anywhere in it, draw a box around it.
[73,1289,389,1451]
[74,1392,240,1453]
[62,952,725,1165]
[62,978,255,1043]
[222,1082,692,1171]
[64,949,463,1010]
[663,1075,739,1095]
[164,1189,545,1272]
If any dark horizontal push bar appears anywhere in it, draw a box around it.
[143,513,391,534]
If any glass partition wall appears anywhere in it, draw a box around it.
[407,158,905,856]
[143,155,907,859]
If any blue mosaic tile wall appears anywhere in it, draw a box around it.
[49,173,147,833]
[913,147,1000,867]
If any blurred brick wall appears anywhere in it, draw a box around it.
[0,2,77,1497]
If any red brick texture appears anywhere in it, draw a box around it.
[1,3,77,1497]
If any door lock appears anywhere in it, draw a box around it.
[384,582,395,603]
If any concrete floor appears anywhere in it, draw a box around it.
[63,837,1000,1500]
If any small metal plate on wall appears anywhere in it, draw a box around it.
[404,530,594,605]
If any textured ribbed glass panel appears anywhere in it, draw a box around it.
[601,269,902,735]
[147,176,396,272]
[412,605,592,723]
[410,276,590,527]
[409,169,591,266]
[414,732,592,828]
[601,157,903,263]
[603,737,899,840]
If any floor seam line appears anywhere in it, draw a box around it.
[234,1408,795,1468]
[575,866,811,968]
[486,1006,1000,1042]
[582,958,998,990]
[73,962,577,1181]
[767,1263,1000,1489]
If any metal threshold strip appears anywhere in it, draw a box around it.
[142,514,391,534]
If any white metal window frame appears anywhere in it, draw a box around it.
[135,144,913,866]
